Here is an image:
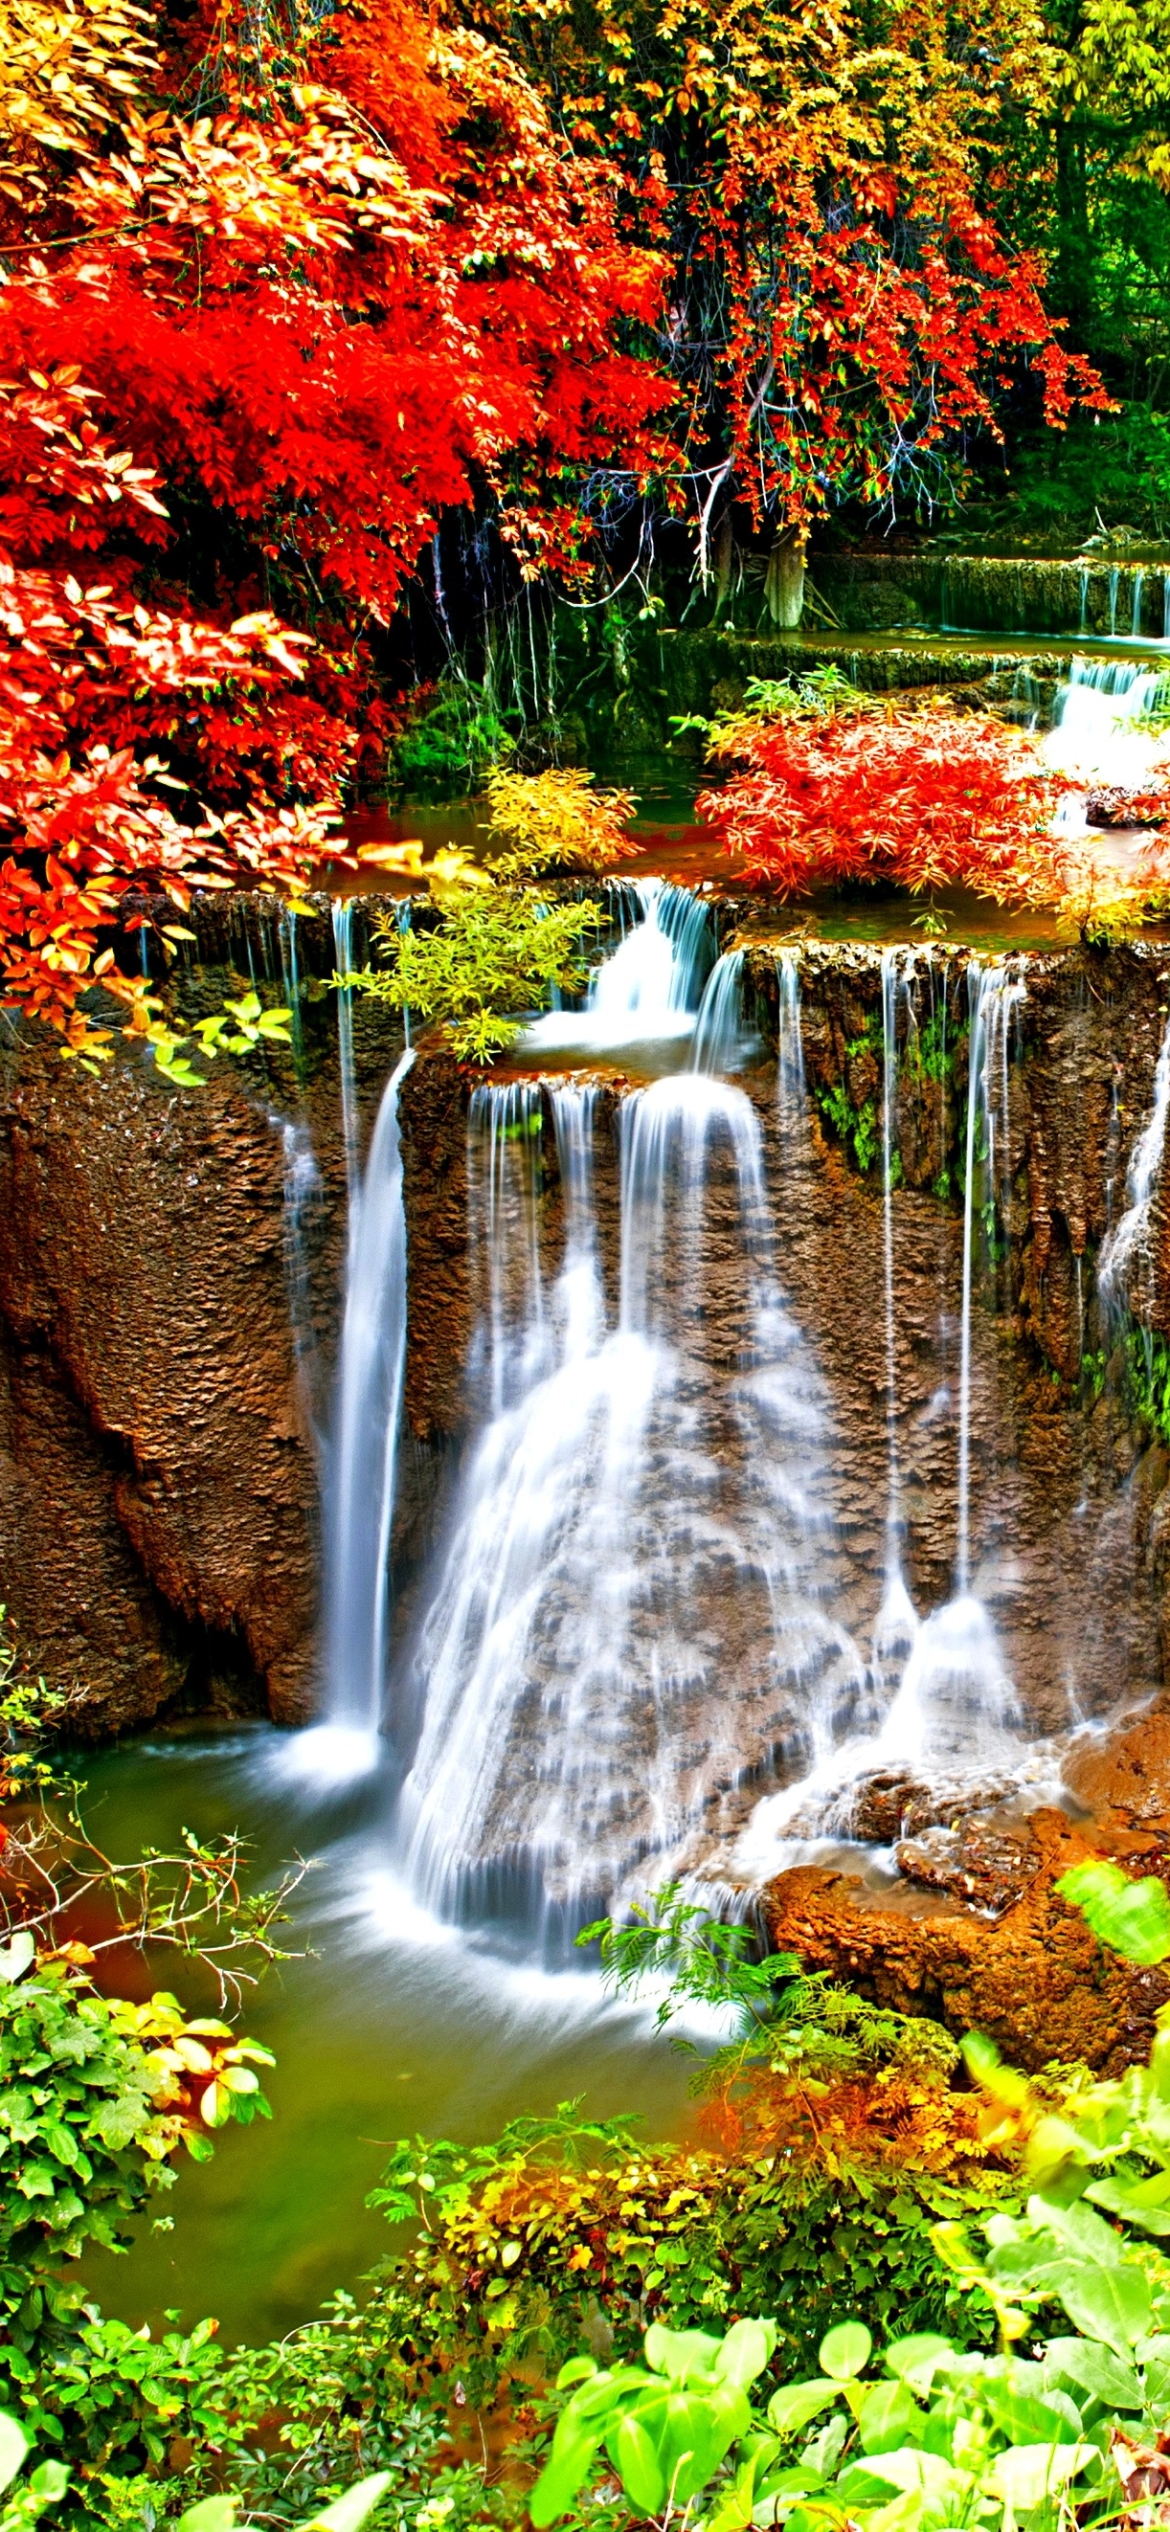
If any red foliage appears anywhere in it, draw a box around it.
[697,706,1074,905]
[0,369,351,1038]
[0,0,680,1041]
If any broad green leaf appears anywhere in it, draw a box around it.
[1042,2337,1143,2410]
[0,2415,29,2497]
[529,2419,603,2526]
[883,2335,955,2391]
[1052,2255,1151,2352]
[1057,1860,1170,1965]
[819,2321,872,2381]
[857,2381,920,2454]
[613,2413,666,2515]
[555,2358,598,2390]
[767,2380,841,2436]
[304,2472,393,2532]
[986,2442,1093,2507]
[714,2319,776,2390]
[1088,2174,1170,2234]
[28,2461,69,2502]
[176,2500,237,2532]
[844,2446,970,2501]
[645,2323,723,2381]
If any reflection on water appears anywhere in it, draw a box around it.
[74,1728,696,2346]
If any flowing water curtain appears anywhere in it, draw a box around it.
[397,1071,860,1927]
[1098,1006,1170,1328]
[320,1049,415,1748]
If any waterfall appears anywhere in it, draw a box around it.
[1109,567,1120,636]
[1078,568,1089,634]
[279,908,303,1062]
[875,948,915,1660]
[690,949,759,1074]
[281,1049,415,1784]
[1133,568,1146,638]
[522,879,713,1055]
[776,950,805,1124]
[277,1117,325,1430]
[331,900,359,1213]
[1045,654,1167,786]
[395,1068,860,1927]
[1098,1008,1170,1323]
[956,961,1025,1593]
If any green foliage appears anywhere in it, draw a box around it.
[390,683,512,798]
[671,666,871,750]
[530,2318,775,2526]
[0,1957,273,2403]
[578,1885,957,2101]
[813,1024,881,1176]
[1125,1326,1170,1446]
[352,893,602,1064]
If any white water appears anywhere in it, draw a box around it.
[738,954,1027,1873]
[521,878,712,1054]
[331,899,360,1216]
[1099,1006,1170,1321]
[395,1065,860,1921]
[279,1049,414,1787]
[690,948,759,1074]
[1045,654,1168,790]
[875,949,914,1671]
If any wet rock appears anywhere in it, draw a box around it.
[893,1816,1040,1916]
[1086,787,1166,830]
[765,1800,1170,2073]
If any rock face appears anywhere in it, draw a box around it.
[0,897,403,1733]
[763,1715,1170,2075]
[4,906,1170,1864]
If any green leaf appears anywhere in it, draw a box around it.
[1043,2336,1143,2410]
[1052,2256,1152,2352]
[818,2321,872,2381]
[613,2412,667,2515]
[1057,1860,1170,1964]
[176,2500,237,2532]
[883,2335,955,2391]
[302,2471,394,2532]
[644,2323,724,2382]
[0,2414,30,2497]
[714,2319,777,2390]
[856,2381,919,2454]
[986,2443,1093,2507]
[766,2381,841,2437]
[529,2419,604,2527]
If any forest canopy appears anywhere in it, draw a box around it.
[0,0,1165,1036]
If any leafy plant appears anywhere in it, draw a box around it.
[696,704,1074,911]
[484,766,640,879]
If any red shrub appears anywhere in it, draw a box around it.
[697,706,1074,906]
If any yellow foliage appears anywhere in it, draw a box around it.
[485,764,641,878]
[0,0,157,186]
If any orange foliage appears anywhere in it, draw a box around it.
[697,705,1074,906]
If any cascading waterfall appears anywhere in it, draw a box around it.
[394,1061,862,1927]
[281,1048,415,1784]
[874,947,917,1669]
[739,956,1026,1868]
[690,948,760,1075]
[331,900,359,1213]
[1046,654,1168,787]
[522,878,714,1055]
[1098,1006,1170,1322]
[277,1117,325,1430]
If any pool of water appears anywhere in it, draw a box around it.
[73,1728,697,2348]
